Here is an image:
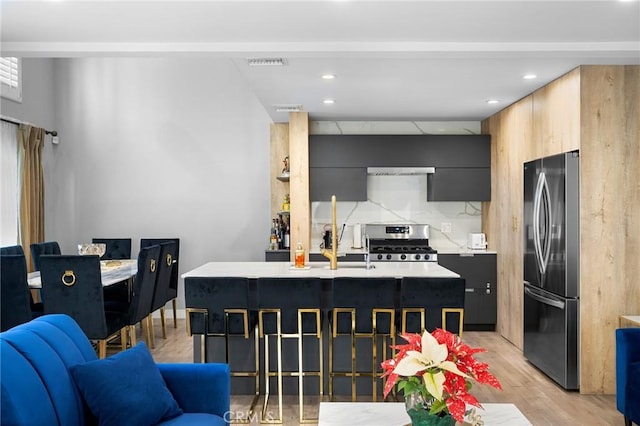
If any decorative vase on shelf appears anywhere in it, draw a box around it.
[404,393,456,426]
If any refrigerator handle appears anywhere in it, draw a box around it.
[524,285,565,309]
[541,172,552,275]
[533,172,545,275]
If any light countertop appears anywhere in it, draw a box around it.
[182,261,459,280]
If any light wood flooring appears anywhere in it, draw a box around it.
[141,318,621,426]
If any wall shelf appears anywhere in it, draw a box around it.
[276,173,290,182]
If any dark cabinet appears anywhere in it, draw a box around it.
[310,167,367,201]
[427,168,491,201]
[437,253,497,330]
[265,250,290,262]
[309,134,490,201]
[309,253,365,262]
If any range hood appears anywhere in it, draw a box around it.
[367,167,435,176]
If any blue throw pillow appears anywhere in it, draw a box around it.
[70,342,182,426]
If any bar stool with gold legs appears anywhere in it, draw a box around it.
[257,277,323,424]
[184,277,259,424]
[399,277,466,336]
[329,277,396,401]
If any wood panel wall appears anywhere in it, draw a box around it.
[481,96,532,349]
[288,112,311,263]
[579,65,640,394]
[530,68,581,160]
[482,65,640,394]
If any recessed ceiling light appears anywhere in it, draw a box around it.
[322,74,336,80]
[323,99,335,105]
[486,99,500,104]
[523,74,537,80]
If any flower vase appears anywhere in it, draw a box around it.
[404,393,456,426]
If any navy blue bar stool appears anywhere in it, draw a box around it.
[399,277,466,336]
[257,277,323,424]
[329,277,396,401]
[184,277,259,424]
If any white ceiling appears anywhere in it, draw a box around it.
[2,0,639,123]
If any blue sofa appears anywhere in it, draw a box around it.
[1,314,230,425]
[617,327,640,426]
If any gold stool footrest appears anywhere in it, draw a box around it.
[186,307,260,424]
[329,308,395,402]
[259,308,323,423]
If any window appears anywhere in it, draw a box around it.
[1,121,20,246]
[0,57,22,102]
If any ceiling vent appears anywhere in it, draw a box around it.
[247,57,287,67]
[273,104,303,113]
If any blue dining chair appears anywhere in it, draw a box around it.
[141,238,180,330]
[0,245,25,256]
[39,255,129,358]
[30,241,61,271]
[0,254,34,331]
[121,245,161,349]
[148,241,177,345]
[91,238,132,260]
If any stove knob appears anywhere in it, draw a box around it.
[415,254,421,260]
[400,254,407,260]
[377,254,383,260]
[386,254,392,260]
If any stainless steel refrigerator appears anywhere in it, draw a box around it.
[523,151,580,390]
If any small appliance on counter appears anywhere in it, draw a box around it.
[321,223,346,250]
[467,233,487,249]
[352,224,362,249]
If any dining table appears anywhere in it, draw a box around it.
[27,259,138,289]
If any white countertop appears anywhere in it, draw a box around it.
[182,261,459,279]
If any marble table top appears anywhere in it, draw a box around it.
[317,402,532,426]
[28,259,137,288]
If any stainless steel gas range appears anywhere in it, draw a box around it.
[365,224,438,262]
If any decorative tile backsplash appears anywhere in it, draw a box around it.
[310,120,484,252]
[311,174,482,252]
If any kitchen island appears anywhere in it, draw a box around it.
[182,260,459,279]
[181,261,463,397]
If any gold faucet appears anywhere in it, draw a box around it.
[321,195,338,270]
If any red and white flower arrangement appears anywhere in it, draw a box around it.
[381,328,502,423]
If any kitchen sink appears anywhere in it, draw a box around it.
[321,264,375,269]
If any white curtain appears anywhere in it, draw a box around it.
[1,121,19,246]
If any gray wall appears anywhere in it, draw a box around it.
[5,57,272,312]
[1,58,57,131]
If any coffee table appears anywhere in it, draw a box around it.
[317,402,532,426]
